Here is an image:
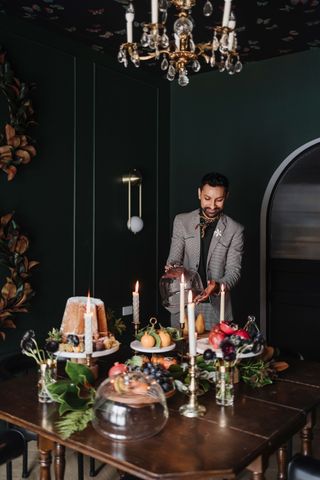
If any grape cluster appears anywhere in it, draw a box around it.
[130,362,175,394]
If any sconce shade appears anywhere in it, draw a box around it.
[128,216,144,234]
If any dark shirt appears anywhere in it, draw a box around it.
[197,219,218,299]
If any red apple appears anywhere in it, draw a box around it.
[208,328,226,349]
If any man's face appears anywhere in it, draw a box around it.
[198,184,228,218]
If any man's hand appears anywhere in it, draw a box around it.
[194,280,220,304]
[163,264,184,279]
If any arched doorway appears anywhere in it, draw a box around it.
[260,139,320,360]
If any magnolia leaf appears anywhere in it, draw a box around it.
[28,260,39,270]
[2,318,16,328]
[0,213,13,226]
[65,361,95,386]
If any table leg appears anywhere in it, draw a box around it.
[300,410,315,456]
[38,436,54,480]
[277,443,288,480]
[247,455,268,480]
[54,443,66,480]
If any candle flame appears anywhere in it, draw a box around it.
[188,290,193,303]
[86,291,91,314]
[181,273,185,284]
[221,283,225,292]
[135,281,139,293]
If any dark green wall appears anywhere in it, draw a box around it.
[169,49,320,325]
[0,15,170,357]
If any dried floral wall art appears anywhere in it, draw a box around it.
[0,212,39,340]
[0,46,37,181]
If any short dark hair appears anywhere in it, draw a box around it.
[200,172,229,193]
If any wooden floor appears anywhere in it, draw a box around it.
[2,410,320,480]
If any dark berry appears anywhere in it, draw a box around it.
[45,340,59,353]
[203,349,215,361]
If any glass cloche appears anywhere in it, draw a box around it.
[159,267,203,314]
[92,371,168,442]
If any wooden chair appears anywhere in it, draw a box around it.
[0,429,26,478]
[288,454,320,480]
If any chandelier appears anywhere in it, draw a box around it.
[117,0,243,87]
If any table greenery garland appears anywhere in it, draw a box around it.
[0,212,39,340]
[0,46,37,181]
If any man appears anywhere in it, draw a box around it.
[166,172,244,329]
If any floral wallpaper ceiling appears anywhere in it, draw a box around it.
[0,0,319,68]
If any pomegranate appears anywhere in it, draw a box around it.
[235,329,251,340]
[208,328,226,349]
[220,321,238,335]
[108,362,128,377]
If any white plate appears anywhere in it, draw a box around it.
[130,340,176,354]
[54,342,120,359]
[196,338,263,358]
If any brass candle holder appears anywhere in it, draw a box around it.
[86,353,92,368]
[133,322,140,337]
[179,355,206,418]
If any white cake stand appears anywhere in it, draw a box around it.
[196,337,263,359]
[130,340,176,354]
[54,342,120,359]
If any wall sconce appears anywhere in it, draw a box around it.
[122,169,143,234]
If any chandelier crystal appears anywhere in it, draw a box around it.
[118,0,242,86]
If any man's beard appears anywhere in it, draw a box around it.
[202,207,222,219]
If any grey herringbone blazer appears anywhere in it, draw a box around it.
[167,210,244,322]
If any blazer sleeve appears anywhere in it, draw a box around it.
[166,215,185,266]
[221,223,244,290]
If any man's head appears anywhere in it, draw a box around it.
[198,172,229,219]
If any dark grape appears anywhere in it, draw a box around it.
[139,362,174,394]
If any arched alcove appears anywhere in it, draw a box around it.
[261,138,320,360]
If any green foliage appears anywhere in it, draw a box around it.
[106,308,126,336]
[238,359,274,388]
[47,361,96,438]
[135,319,182,346]
[169,355,216,395]
[55,409,95,440]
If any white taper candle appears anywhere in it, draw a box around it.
[151,0,158,24]
[219,284,225,323]
[126,3,134,42]
[222,0,232,27]
[180,273,185,326]
[84,293,93,354]
[187,290,196,356]
[132,281,140,325]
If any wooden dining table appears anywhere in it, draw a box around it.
[0,358,320,480]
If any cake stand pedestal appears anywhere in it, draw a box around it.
[54,343,120,378]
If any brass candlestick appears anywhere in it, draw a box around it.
[179,355,206,418]
[178,322,185,361]
[133,322,140,337]
[86,353,92,367]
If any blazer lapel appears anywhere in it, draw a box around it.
[186,210,201,268]
[206,214,227,268]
